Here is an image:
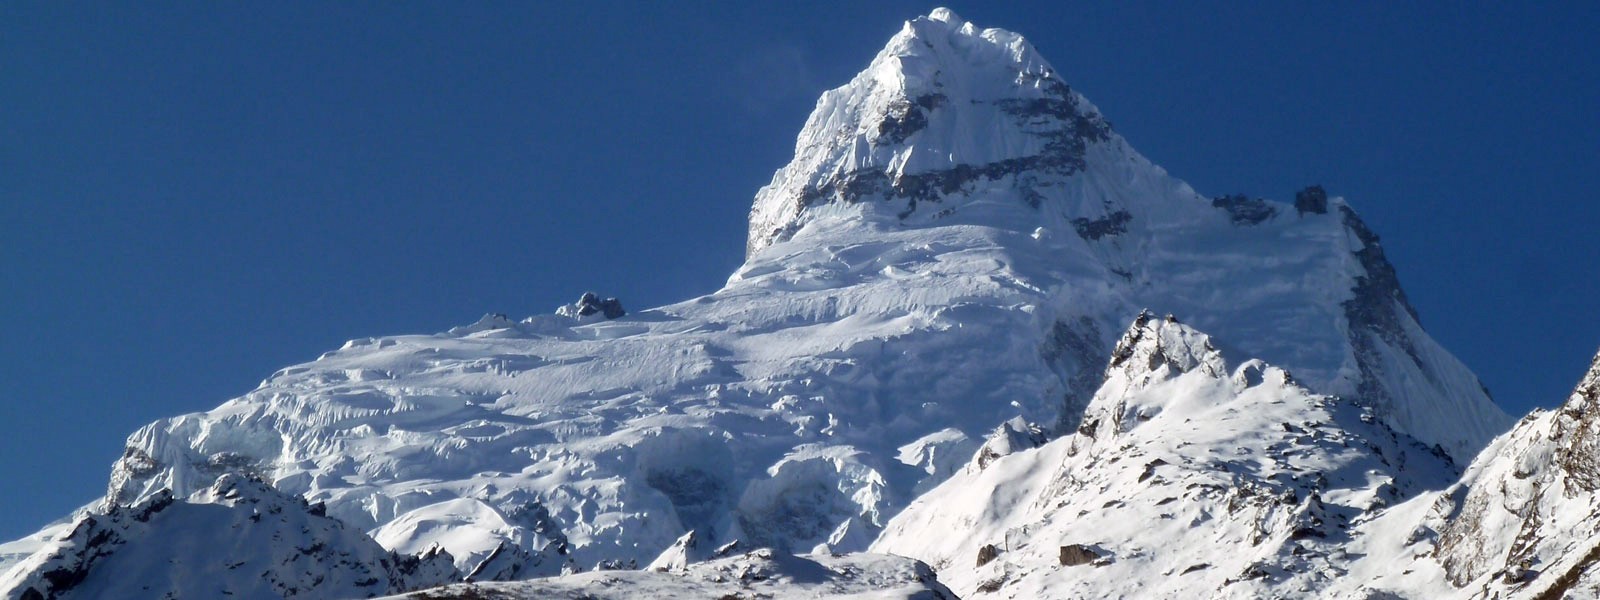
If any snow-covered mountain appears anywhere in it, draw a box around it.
[1,8,1533,599]
[743,7,1506,460]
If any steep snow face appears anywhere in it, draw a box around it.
[7,7,1507,582]
[0,475,458,600]
[1328,349,1600,599]
[872,314,1458,598]
[381,549,955,600]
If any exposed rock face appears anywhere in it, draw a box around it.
[1071,210,1133,241]
[463,542,534,582]
[1332,204,1499,458]
[557,292,625,321]
[1212,194,1278,225]
[1059,544,1103,567]
[976,543,1000,567]
[1041,316,1108,430]
[1427,352,1600,597]
[1552,354,1600,490]
[1294,185,1329,215]
[1339,207,1423,353]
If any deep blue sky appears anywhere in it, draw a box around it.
[3,3,1597,541]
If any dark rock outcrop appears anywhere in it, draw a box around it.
[1072,210,1132,241]
[1295,185,1329,215]
[1212,194,1277,225]
[976,543,1000,567]
[1337,206,1427,404]
[792,76,1112,224]
[1059,544,1103,566]
[877,93,946,145]
[559,292,626,321]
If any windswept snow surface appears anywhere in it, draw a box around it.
[4,7,1511,595]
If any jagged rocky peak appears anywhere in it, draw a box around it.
[555,291,626,321]
[1079,312,1294,442]
[747,7,1115,255]
[1106,311,1227,383]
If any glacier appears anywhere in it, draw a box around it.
[0,8,1538,599]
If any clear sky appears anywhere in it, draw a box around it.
[3,3,1597,542]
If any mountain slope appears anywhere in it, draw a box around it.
[872,313,1457,598]
[1322,348,1600,599]
[3,7,1508,590]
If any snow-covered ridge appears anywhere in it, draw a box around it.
[873,315,1458,597]
[0,474,459,599]
[2,7,1514,597]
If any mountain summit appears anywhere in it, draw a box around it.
[2,9,1520,599]
[748,8,1113,255]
